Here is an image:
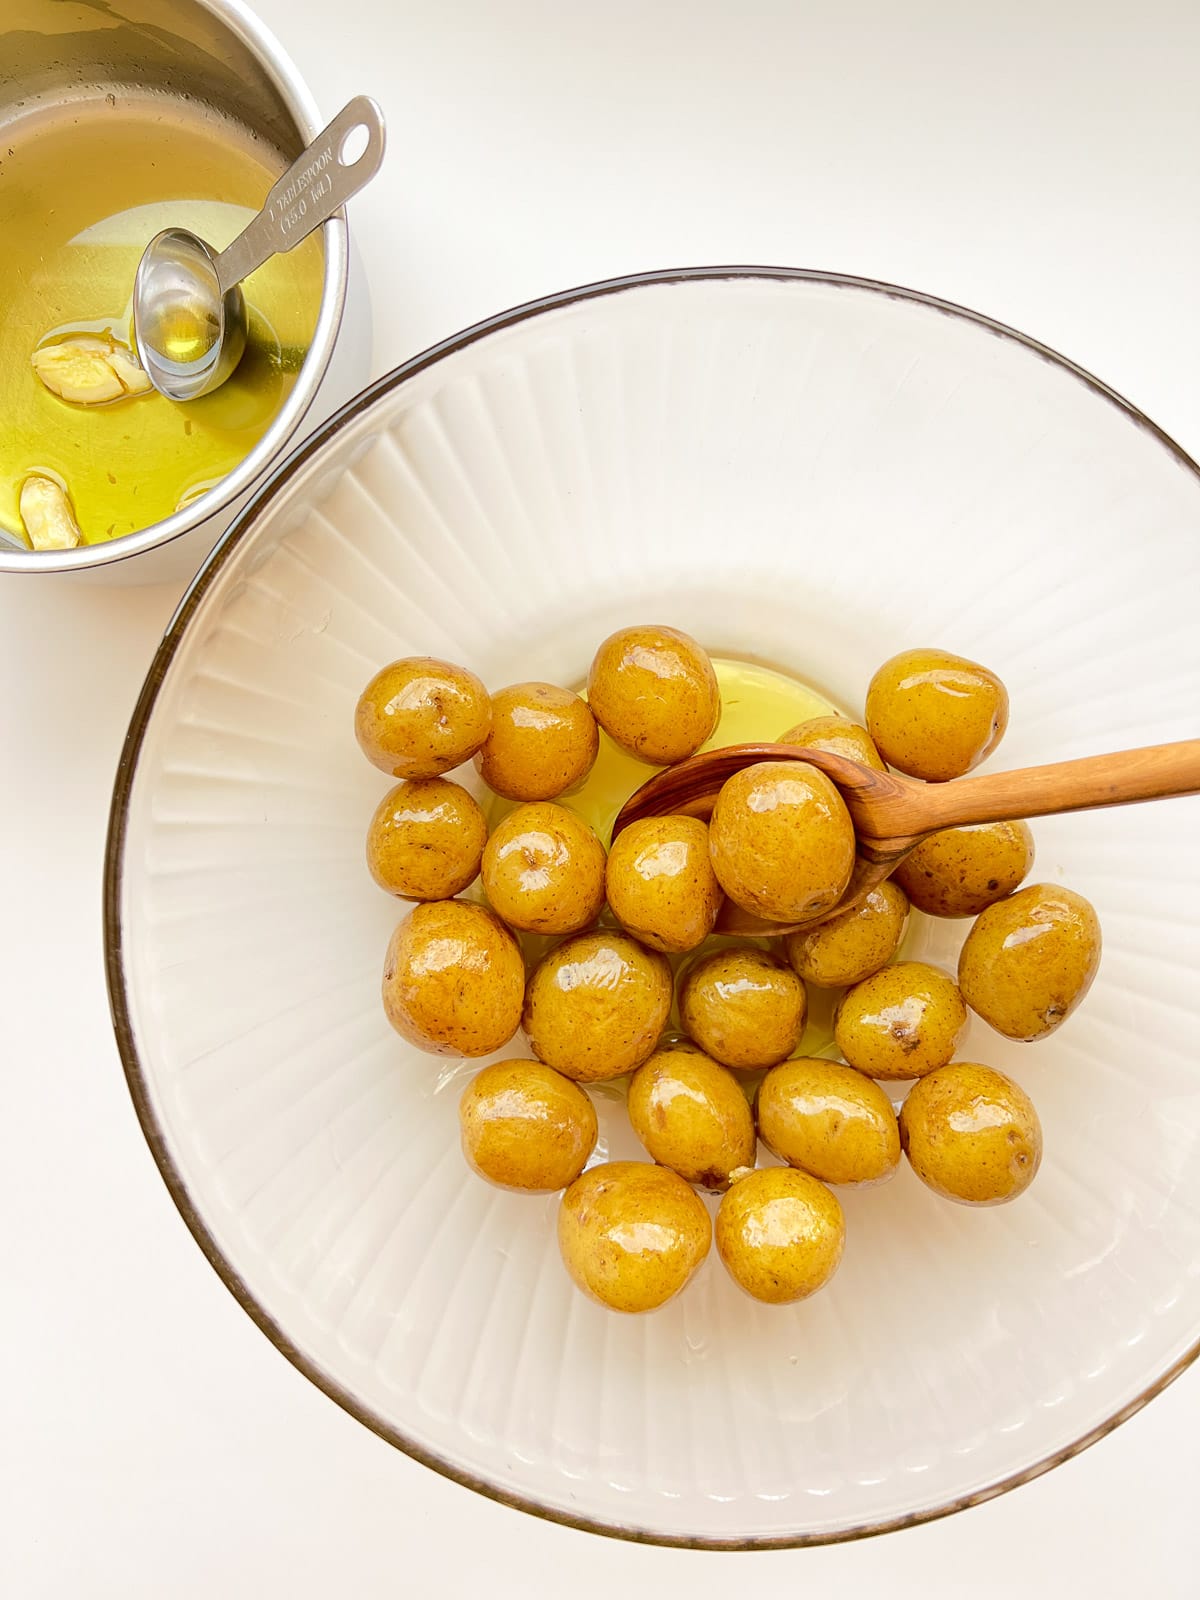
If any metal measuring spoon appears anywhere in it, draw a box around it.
[133,97,385,401]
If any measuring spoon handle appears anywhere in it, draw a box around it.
[214,96,385,292]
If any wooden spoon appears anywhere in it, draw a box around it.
[611,738,1200,937]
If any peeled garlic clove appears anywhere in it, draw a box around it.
[31,336,151,404]
[107,344,153,397]
[32,339,125,404]
[19,474,83,550]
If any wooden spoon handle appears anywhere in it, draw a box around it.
[912,739,1200,832]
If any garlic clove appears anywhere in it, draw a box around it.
[19,474,83,550]
[32,335,152,404]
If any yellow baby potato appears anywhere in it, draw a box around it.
[627,1045,755,1190]
[481,801,606,935]
[708,760,856,924]
[716,1167,845,1304]
[355,656,492,778]
[865,648,1009,781]
[459,1059,597,1191]
[523,931,674,1082]
[476,681,599,800]
[957,883,1101,1041]
[784,881,909,988]
[586,624,720,765]
[899,1062,1042,1205]
[756,1057,900,1186]
[778,714,886,771]
[679,947,807,1071]
[366,777,487,900]
[557,1161,712,1312]
[834,960,967,1080]
[382,900,524,1057]
[605,815,723,953]
[895,820,1035,918]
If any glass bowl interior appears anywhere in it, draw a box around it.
[107,269,1200,1546]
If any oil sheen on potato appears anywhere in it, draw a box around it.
[476,654,847,1059]
[0,97,324,546]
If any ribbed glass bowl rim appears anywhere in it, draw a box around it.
[103,265,1200,1549]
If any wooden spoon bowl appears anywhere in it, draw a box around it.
[612,738,1200,937]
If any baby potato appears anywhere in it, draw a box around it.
[627,1045,755,1190]
[558,1161,711,1312]
[784,881,909,988]
[382,900,524,1057]
[481,801,606,935]
[716,1167,844,1304]
[476,681,599,800]
[756,1058,900,1186]
[606,815,723,953]
[778,714,886,772]
[958,883,1101,1041]
[899,1062,1042,1205]
[587,624,720,765]
[355,656,492,778]
[366,777,487,900]
[834,960,967,1080]
[679,947,807,1071]
[459,1059,597,1191]
[708,761,856,924]
[865,648,1009,781]
[523,931,673,1082]
[895,820,1035,918]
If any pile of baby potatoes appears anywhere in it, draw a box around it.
[353,627,1101,1314]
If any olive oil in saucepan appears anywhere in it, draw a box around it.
[0,97,324,545]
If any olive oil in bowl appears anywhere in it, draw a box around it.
[0,96,324,547]
[524,656,841,844]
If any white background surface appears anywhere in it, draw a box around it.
[2,1,1198,1593]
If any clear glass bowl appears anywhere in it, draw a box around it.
[106,269,1200,1546]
